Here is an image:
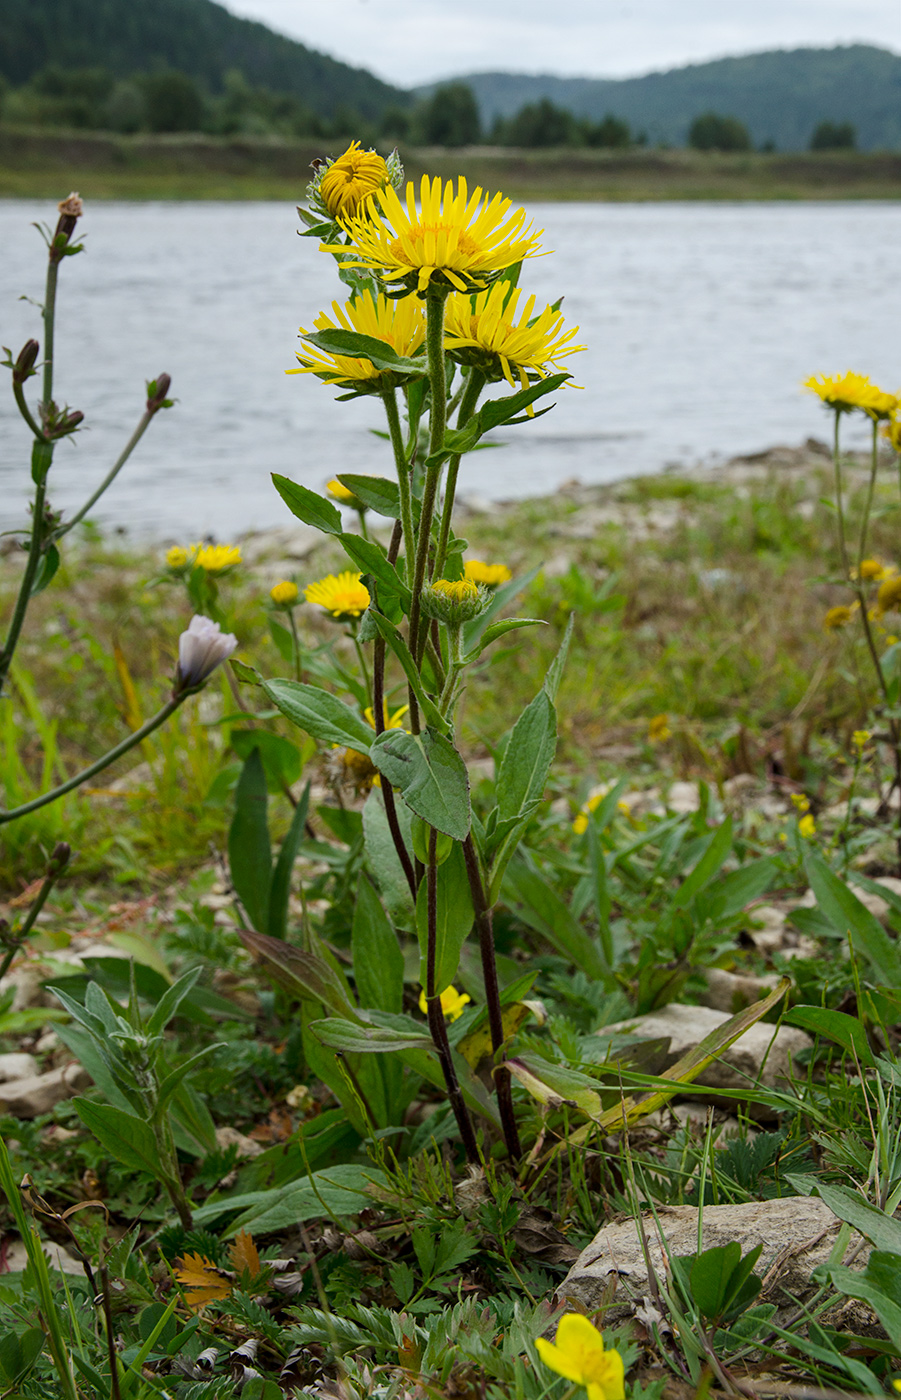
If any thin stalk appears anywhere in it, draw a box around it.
[288,608,302,681]
[426,829,479,1162]
[54,408,155,540]
[0,475,48,695]
[351,630,371,704]
[12,381,45,441]
[832,410,850,582]
[382,388,416,583]
[42,258,60,408]
[856,418,880,573]
[434,369,485,579]
[0,694,185,824]
[372,522,418,900]
[0,844,70,981]
[408,288,450,694]
[462,833,522,1159]
[357,509,370,541]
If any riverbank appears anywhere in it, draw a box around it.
[2,127,901,200]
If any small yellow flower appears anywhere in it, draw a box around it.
[270,580,299,607]
[319,140,390,220]
[166,545,188,569]
[878,577,901,616]
[464,560,512,587]
[823,603,858,631]
[326,479,357,503]
[534,1314,625,1400]
[891,1379,901,1393]
[573,790,607,835]
[647,714,671,743]
[444,281,585,394]
[853,729,871,750]
[418,986,472,1022]
[799,814,816,839]
[324,174,543,295]
[343,705,409,791]
[431,578,480,604]
[805,371,898,419]
[304,571,371,620]
[859,558,886,581]
[363,702,409,732]
[884,417,901,454]
[791,793,810,813]
[288,289,426,392]
[191,543,242,573]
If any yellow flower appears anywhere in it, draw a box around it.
[191,543,241,573]
[884,417,901,454]
[270,580,299,607]
[444,281,584,392]
[823,603,857,631]
[324,174,543,295]
[431,578,480,604]
[853,729,871,750]
[859,558,886,581]
[288,289,425,392]
[804,371,898,420]
[647,714,671,743]
[363,702,409,732]
[798,814,816,839]
[166,545,188,569]
[464,560,511,587]
[319,141,390,220]
[791,793,810,813]
[343,704,409,791]
[304,571,371,620]
[418,986,472,1022]
[327,479,357,503]
[877,577,901,616]
[573,790,607,835]
[534,1314,625,1400]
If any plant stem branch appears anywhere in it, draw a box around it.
[0,475,48,696]
[54,409,155,540]
[372,522,418,900]
[434,369,484,578]
[426,829,479,1162]
[383,389,415,584]
[0,844,70,981]
[407,289,450,705]
[12,381,45,441]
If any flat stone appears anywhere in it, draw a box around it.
[666,781,702,814]
[3,1238,86,1276]
[597,1003,811,1095]
[558,1197,865,1323]
[0,1053,38,1083]
[699,968,781,1014]
[215,1126,263,1159]
[0,1063,91,1117]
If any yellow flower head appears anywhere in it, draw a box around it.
[791,792,810,813]
[444,282,584,394]
[270,580,299,607]
[804,371,898,420]
[884,416,901,454]
[853,729,871,750]
[326,479,357,503]
[319,141,390,220]
[191,543,242,573]
[464,559,511,587]
[288,289,426,392]
[363,702,409,732]
[304,570,371,620]
[418,986,472,1022]
[878,576,901,616]
[534,1314,625,1400]
[323,174,544,295]
[573,789,606,835]
[166,545,188,569]
[798,813,816,839]
[343,705,408,792]
[823,603,858,631]
[647,713,671,743]
[431,578,480,604]
[859,558,886,581]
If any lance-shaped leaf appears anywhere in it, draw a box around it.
[262,679,374,752]
[476,373,570,433]
[352,876,405,1014]
[370,728,471,842]
[415,842,475,991]
[340,534,411,607]
[72,1100,167,1180]
[463,617,545,661]
[366,611,448,734]
[336,474,420,522]
[496,688,557,821]
[505,1055,604,1120]
[310,1019,433,1054]
[804,845,901,985]
[240,928,363,1024]
[228,748,272,934]
[462,566,541,653]
[302,329,427,375]
[268,781,311,940]
[271,475,343,535]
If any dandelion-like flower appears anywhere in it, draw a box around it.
[343,703,409,791]
[323,174,544,295]
[858,558,886,581]
[174,616,238,694]
[318,141,390,221]
[791,792,810,814]
[418,986,472,1022]
[804,371,898,420]
[166,546,188,569]
[647,714,671,743]
[877,577,901,616]
[534,1314,625,1400]
[304,571,371,620]
[444,281,584,391]
[464,560,511,587]
[270,580,299,607]
[288,290,426,392]
[884,417,901,454]
[325,479,356,504]
[191,543,242,573]
[799,814,816,839]
[824,603,858,631]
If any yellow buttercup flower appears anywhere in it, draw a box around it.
[804,371,898,420]
[791,792,810,813]
[823,603,858,631]
[191,543,241,573]
[884,417,901,454]
[647,713,671,743]
[270,580,299,607]
[319,141,390,220]
[444,281,584,394]
[853,729,871,750]
[798,814,816,839]
[326,479,357,503]
[324,174,543,295]
[304,571,371,620]
[166,546,188,569]
[534,1314,625,1400]
[464,560,511,587]
[573,790,607,835]
[288,289,426,392]
[363,702,409,732]
[418,986,472,1022]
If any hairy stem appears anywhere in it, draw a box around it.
[434,369,485,578]
[407,288,450,708]
[383,388,415,584]
[426,829,479,1162]
[856,418,880,573]
[372,521,418,899]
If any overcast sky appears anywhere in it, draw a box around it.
[221,0,901,87]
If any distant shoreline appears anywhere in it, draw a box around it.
[2,128,901,201]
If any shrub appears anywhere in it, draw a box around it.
[688,111,752,152]
[810,120,857,150]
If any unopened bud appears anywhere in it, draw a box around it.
[50,409,84,438]
[13,340,39,385]
[146,373,172,413]
[48,842,71,876]
[50,192,83,261]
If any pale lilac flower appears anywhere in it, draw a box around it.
[174,615,238,694]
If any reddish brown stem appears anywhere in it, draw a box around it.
[427,829,479,1162]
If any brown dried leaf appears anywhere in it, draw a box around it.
[229,1229,261,1280]
[174,1252,233,1309]
[510,1206,580,1265]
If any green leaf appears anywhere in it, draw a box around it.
[827,1252,901,1354]
[543,610,575,703]
[496,689,557,821]
[268,781,311,940]
[362,787,415,928]
[366,611,448,733]
[31,438,52,485]
[227,748,272,934]
[503,855,606,980]
[370,728,471,842]
[336,474,411,519]
[310,1018,432,1054]
[340,534,411,606]
[804,845,901,985]
[271,474,343,535]
[672,817,733,911]
[796,1179,901,1252]
[786,1005,875,1067]
[0,1327,44,1384]
[146,967,203,1037]
[193,1164,388,1235]
[476,373,570,433]
[231,729,302,790]
[415,842,475,991]
[262,679,374,752]
[303,329,426,376]
[703,857,777,922]
[31,544,60,596]
[72,1100,166,1179]
[689,1242,741,1319]
[352,876,405,1014]
[467,616,544,658]
[239,928,362,1023]
[462,566,541,654]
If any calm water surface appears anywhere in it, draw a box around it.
[1,199,899,538]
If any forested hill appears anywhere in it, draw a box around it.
[0,0,406,119]
[436,46,901,150]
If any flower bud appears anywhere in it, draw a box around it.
[48,842,71,876]
[173,615,238,695]
[13,340,39,385]
[421,577,489,626]
[270,580,299,607]
[146,374,172,414]
[48,408,84,438]
[51,192,83,261]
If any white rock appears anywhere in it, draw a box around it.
[215,1126,263,1160]
[699,968,781,1014]
[666,781,701,814]
[0,1053,38,1083]
[0,1063,91,1117]
[3,1238,86,1276]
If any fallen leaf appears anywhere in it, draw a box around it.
[230,1229,261,1280]
[174,1252,233,1309]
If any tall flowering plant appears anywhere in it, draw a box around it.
[243,144,585,1160]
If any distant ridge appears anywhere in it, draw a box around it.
[0,0,407,119]
[424,46,901,150]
